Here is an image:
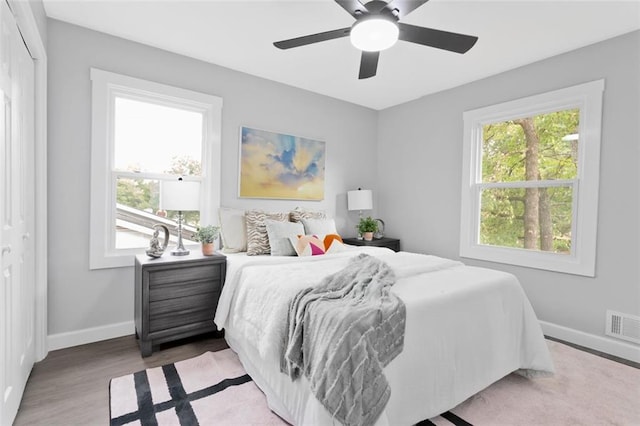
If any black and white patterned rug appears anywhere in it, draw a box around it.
[109,349,285,426]
[109,348,474,426]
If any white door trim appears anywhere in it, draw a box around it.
[8,0,48,361]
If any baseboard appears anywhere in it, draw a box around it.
[540,320,640,363]
[45,319,640,362]
[47,321,135,352]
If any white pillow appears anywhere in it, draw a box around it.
[218,207,247,253]
[265,220,304,256]
[301,218,337,235]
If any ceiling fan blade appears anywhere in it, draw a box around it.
[386,0,429,19]
[334,0,366,18]
[359,51,379,79]
[398,23,478,53]
[274,27,351,50]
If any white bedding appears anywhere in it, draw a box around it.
[214,247,554,425]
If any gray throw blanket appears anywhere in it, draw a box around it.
[280,253,406,426]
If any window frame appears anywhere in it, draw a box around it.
[459,80,604,276]
[89,68,222,269]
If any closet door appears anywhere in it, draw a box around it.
[0,0,36,424]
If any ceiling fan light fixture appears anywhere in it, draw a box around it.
[350,18,399,52]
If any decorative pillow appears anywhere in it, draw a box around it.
[289,207,326,223]
[218,207,247,253]
[301,218,337,235]
[245,210,289,256]
[290,233,346,257]
[323,233,346,254]
[290,235,326,257]
[265,220,304,256]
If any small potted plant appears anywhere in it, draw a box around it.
[357,216,378,241]
[194,225,220,256]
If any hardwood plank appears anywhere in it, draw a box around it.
[13,333,228,425]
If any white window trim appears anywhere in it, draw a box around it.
[89,68,222,269]
[460,79,604,277]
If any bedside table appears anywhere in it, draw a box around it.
[134,252,226,357]
[343,237,401,252]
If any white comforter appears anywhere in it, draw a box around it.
[214,247,554,425]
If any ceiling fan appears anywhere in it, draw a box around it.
[273,0,478,80]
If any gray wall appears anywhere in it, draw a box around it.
[48,16,639,343]
[377,31,640,339]
[47,19,378,336]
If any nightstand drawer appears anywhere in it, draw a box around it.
[149,292,219,332]
[149,292,218,316]
[149,278,221,302]
[149,309,215,333]
[148,263,222,286]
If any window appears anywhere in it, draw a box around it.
[90,69,222,269]
[460,80,603,276]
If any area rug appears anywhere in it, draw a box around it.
[110,340,640,425]
[109,349,286,425]
[426,339,640,425]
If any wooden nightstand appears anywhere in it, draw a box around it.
[134,252,226,357]
[343,237,401,252]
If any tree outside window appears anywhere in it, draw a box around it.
[460,80,603,276]
[480,109,578,254]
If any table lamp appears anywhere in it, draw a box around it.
[160,177,200,255]
[347,188,373,219]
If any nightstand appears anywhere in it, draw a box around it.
[343,237,401,252]
[134,252,226,357]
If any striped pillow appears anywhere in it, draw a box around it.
[289,207,327,223]
[245,210,289,256]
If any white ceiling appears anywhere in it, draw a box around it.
[42,0,640,110]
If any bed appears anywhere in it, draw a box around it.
[213,245,554,425]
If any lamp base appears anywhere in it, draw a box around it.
[171,210,190,256]
[171,247,190,256]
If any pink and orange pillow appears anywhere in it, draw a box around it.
[289,234,346,257]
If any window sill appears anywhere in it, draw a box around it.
[460,243,595,277]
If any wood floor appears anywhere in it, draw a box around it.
[13,333,228,426]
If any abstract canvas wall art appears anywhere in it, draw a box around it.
[238,126,326,200]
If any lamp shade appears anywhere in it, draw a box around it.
[160,179,200,211]
[347,189,373,211]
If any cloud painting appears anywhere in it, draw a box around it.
[239,127,326,200]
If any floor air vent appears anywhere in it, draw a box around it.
[606,310,640,344]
